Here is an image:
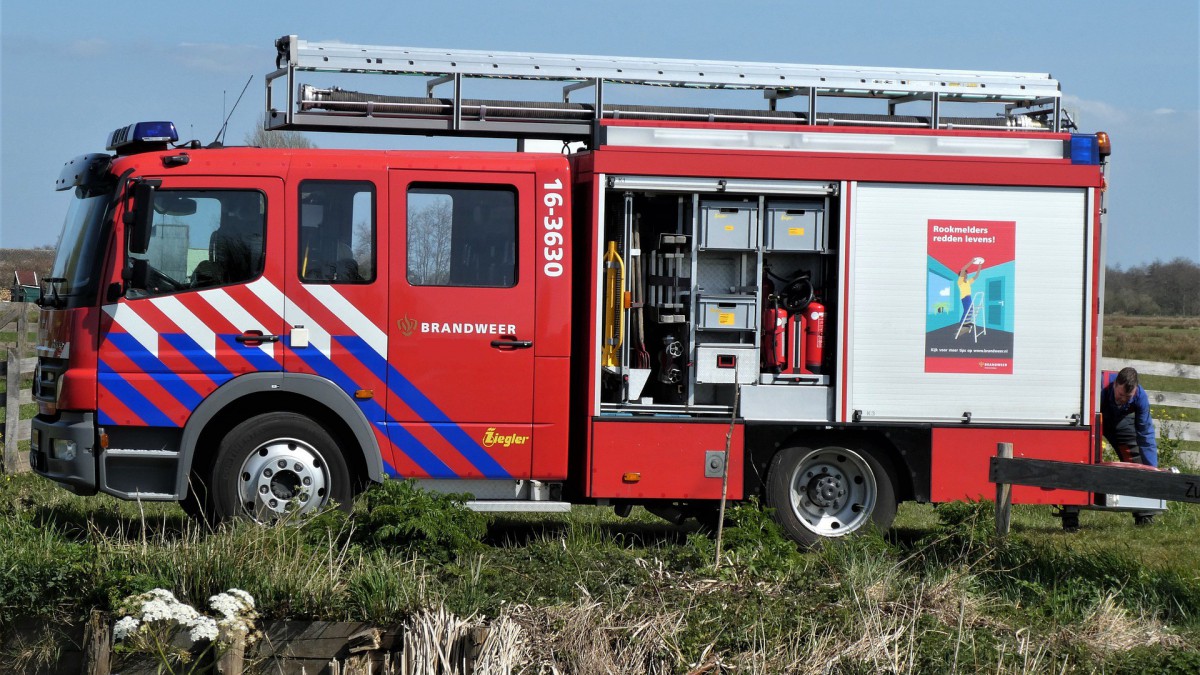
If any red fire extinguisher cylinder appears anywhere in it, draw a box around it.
[804,301,825,374]
[762,307,788,371]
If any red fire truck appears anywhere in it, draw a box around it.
[31,36,1121,545]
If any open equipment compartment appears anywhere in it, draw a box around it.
[597,178,839,422]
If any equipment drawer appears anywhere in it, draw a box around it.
[765,201,824,251]
[698,294,757,331]
[695,344,758,384]
[700,201,758,249]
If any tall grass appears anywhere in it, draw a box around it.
[1103,315,1200,365]
[2,475,1197,672]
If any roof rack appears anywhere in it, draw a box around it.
[266,35,1065,144]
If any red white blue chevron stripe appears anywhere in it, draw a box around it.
[98,278,512,479]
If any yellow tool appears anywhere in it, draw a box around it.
[601,241,625,369]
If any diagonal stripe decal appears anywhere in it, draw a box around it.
[100,282,515,481]
[341,335,510,478]
[161,333,232,382]
[104,304,160,358]
[305,285,387,356]
[286,339,456,477]
[151,296,217,356]
[98,359,176,427]
[107,334,204,410]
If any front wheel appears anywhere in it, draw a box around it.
[208,412,353,524]
[765,444,897,548]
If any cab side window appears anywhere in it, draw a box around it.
[130,190,265,295]
[407,184,516,287]
[298,181,376,284]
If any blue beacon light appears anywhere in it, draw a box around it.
[106,121,179,153]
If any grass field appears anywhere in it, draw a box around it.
[1104,315,1200,365]
[1,474,1197,673]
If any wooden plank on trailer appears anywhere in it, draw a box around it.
[990,457,1200,503]
[1100,357,1200,380]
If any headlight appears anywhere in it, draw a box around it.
[51,439,77,461]
[30,428,40,452]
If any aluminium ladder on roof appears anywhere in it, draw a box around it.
[265,35,1065,143]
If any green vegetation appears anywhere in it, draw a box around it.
[1104,259,1200,317]
[1,476,1197,672]
[1103,315,1200,365]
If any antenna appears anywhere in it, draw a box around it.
[210,75,254,147]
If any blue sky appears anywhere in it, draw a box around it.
[2,1,1196,265]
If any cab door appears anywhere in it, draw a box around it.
[279,173,393,469]
[385,170,536,479]
[99,177,285,430]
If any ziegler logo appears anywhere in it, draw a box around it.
[482,427,529,448]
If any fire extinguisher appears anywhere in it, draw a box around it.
[804,301,825,374]
[762,299,788,372]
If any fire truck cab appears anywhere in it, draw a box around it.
[31,37,1114,545]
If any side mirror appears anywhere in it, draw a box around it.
[125,258,151,292]
[126,182,156,254]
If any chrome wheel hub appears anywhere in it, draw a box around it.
[788,448,876,536]
[238,437,330,521]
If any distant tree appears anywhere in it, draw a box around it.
[243,113,316,149]
[1105,257,1200,316]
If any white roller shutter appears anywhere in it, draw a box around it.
[846,183,1088,424]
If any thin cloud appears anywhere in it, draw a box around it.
[1061,94,1128,127]
[68,38,110,58]
[1153,108,1177,115]
[174,42,263,75]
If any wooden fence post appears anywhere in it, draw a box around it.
[83,609,112,675]
[3,347,20,474]
[2,303,35,474]
[995,442,1013,538]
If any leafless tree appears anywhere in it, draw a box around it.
[243,113,316,148]
[407,200,454,285]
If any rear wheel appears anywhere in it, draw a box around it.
[208,412,352,524]
[765,444,897,548]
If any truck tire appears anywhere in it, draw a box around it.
[765,444,897,548]
[208,412,352,524]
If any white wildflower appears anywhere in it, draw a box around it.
[227,588,255,610]
[187,616,219,643]
[140,598,175,623]
[113,616,141,641]
[209,593,243,619]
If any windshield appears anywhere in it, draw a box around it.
[49,188,113,304]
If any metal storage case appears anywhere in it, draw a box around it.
[698,294,757,331]
[765,200,824,251]
[695,344,758,384]
[700,201,758,249]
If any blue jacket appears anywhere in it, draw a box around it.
[1100,383,1158,466]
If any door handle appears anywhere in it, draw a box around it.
[490,336,533,350]
[236,330,280,345]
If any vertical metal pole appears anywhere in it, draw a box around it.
[714,383,740,568]
[995,442,1013,538]
[452,72,463,131]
